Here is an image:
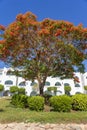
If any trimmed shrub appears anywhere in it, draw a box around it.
[64,86,71,96]
[47,87,57,96]
[0,84,4,92]
[11,94,28,108]
[18,88,25,95]
[84,86,87,90]
[27,96,45,111]
[43,90,52,105]
[72,94,87,111]
[10,86,18,94]
[49,95,72,112]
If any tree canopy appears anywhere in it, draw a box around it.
[0,12,87,95]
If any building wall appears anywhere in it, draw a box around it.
[0,67,87,96]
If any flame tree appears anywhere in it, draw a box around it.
[0,12,87,96]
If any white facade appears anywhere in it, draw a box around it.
[0,67,87,96]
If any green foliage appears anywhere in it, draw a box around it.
[27,96,45,111]
[49,95,72,112]
[0,84,4,92]
[11,94,28,108]
[18,88,25,95]
[10,86,18,93]
[84,86,87,90]
[72,94,87,111]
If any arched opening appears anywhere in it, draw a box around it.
[64,83,70,86]
[19,81,26,86]
[45,81,50,86]
[5,80,13,85]
[55,82,61,86]
[75,84,80,87]
[6,70,14,75]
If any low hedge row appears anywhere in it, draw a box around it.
[11,94,87,112]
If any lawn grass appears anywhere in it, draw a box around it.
[0,97,87,124]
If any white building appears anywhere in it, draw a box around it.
[0,67,87,96]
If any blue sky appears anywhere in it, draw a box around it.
[0,0,87,71]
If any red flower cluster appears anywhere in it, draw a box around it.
[0,25,5,31]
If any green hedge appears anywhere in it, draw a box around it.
[27,96,45,111]
[72,94,87,111]
[49,95,72,112]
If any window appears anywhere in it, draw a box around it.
[19,81,26,86]
[5,80,13,85]
[75,84,80,87]
[6,70,14,75]
[55,82,61,86]
[64,83,70,86]
[30,82,37,86]
[45,81,50,86]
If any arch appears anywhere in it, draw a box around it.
[55,82,61,86]
[45,81,50,86]
[5,80,13,85]
[75,84,80,87]
[64,83,70,86]
[19,81,26,86]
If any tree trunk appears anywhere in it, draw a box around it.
[37,76,47,96]
[39,82,44,96]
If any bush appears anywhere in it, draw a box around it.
[72,94,87,111]
[27,96,45,111]
[0,84,4,92]
[18,88,25,95]
[10,86,18,94]
[49,95,72,112]
[11,94,28,108]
